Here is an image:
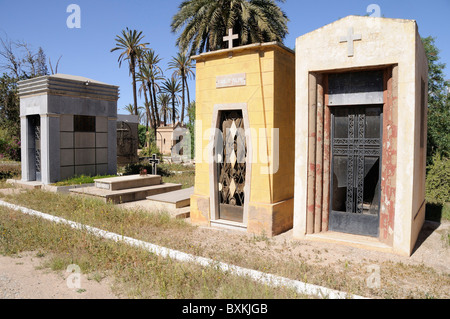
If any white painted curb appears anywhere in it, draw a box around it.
[0,200,367,299]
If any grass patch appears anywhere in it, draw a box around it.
[162,171,195,189]
[52,174,117,186]
[0,205,305,299]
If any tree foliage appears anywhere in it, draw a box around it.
[111,28,149,115]
[422,36,450,162]
[171,0,289,56]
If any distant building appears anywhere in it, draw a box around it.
[156,122,186,155]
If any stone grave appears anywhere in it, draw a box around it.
[18,74,118,185]
[293,16,428,256]
[70,174,182,204]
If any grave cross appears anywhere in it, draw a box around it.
[223,28,239,49]
[149,154,160,175]
[339,27,362,57]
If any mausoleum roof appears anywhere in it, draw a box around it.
[17,73,119,101]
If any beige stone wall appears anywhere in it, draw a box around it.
[156,128,173,155]
[294,16,427,256]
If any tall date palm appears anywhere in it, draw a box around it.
[168,52,195,125]
[171,0,289,56]
[111,28,149,115]
[161,76,182,126]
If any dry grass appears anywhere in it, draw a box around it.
[0,187,449,299]
[0,205,305,299]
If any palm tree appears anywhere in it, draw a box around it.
[137,63,156,132]
[111,28,149,115]
[168,52,195,125]
[161,76,182,126]
[123,103,135,115]
[143,49,164,127]
[136,47,153,132]
[171,0,289,56]
[157,93,171,127]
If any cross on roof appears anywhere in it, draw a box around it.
[148,154,160,175]
[223,28,239,49]
[340,27,362,57]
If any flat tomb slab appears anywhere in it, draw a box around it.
[70,183,182,204]
[94,174,162,191]
[6,179,43,189]
[146,187,194,208]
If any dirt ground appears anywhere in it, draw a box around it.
[0,252,121,299]
[0,216,448,299]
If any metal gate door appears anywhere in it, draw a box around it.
[216,110,247,223]
[29,115,41,181]
[329,106,382,237]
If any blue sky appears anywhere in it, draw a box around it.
[0,0,449,115]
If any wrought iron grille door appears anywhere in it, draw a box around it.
[216,110,247,223]
[329,106,382,237]
[29,115,41,181]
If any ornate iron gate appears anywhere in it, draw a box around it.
[329,106,382,237]
[217,110,247,223]
[29,115,41,181]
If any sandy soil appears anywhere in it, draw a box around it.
[0,252,121,299]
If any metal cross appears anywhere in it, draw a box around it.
[149,154,160,175]
[340,27,362,57]
[223,28,239,49]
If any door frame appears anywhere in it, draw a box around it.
[209,103,252,229]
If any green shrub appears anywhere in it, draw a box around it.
[0,128,21,162]
[426,154,450,203]
[139,141,162,159]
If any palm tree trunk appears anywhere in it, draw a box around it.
[147,82,158,137]
[172,95,176,126]
[142,86,152,132]
[185,77,191,111]
[131,58,138,115]
[181,74,186,125]
[152,81,160,126]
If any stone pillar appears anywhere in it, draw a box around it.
[40,114,60,184]
[20,116,31,181]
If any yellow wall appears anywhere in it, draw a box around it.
[191,43,295,235]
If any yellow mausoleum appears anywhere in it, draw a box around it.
[189,42,295,236]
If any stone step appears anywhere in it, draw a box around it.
[70,183,182,204]
[94,174,162,191]
[146,187,194,209]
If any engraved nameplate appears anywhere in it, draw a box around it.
[95,182,111,190]
[216,73,246,88]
